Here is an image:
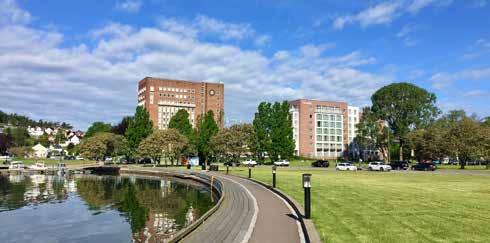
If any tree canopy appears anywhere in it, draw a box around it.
[371,82,440,160]
[252,101,294,162]
[125,106,153,157]
[137,129,187,165]
[85,122,112,138]
[195,110,219,166]
[355,107,391,162]
[210,124,254,164]
[112,116,132,135]
[168,109,193,138]
[79,132,128,160]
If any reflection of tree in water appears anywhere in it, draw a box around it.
[0,175,69,212]
[0,175,30,211]
[75,175,214,241]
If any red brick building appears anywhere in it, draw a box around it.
[289,99,360,159]
[138,77,224,129]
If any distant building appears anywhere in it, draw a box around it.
[31,144,48,158]
[137,77,224,129]
[289,99,361,159]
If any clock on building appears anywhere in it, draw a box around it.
[209,89,216,96]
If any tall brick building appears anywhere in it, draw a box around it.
[137,77,224,129]
[289,99,361,159]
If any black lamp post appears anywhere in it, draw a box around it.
[272,165,277,188]
[302,173,312,219]
[248,165,251,178]
[226,164,229,174]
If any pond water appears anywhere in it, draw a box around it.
[0,173,215,243]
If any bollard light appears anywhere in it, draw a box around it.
[302,173,312,219]
[272,165,277,188]
[302,173,312,188]
[248,166,251,178]
[226,164,229,174]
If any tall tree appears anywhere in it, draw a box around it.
[196,110,219,168]
[252,102,272,163]
[85,122,111,138]
[112,116,132,135]
[371,82,440,160]
[270,101,294,161]
[168,109,193,138]
[355,107,391,162]
[6,127,32,147]
[125,106,153,158]
[79,132,129,160]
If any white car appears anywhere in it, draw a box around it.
[241,159,257,167]
[368,162,392,171]
[336,163,357,171]
[274,160,290,166]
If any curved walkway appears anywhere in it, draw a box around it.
[184,173,302,243]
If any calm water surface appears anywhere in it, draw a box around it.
[0,174,215,243]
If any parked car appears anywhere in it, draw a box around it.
[65,155,76,160]
[274,160,290,166]
[312,160,329,167]
[411,162,437,171]
[368,162,392,171]
[389,160,409,170]
[242,159,257,167]
[336,163,357,171]
[75,156,85,160]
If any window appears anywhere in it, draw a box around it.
[337,136,341,142]
[316,128,322,134]
[336,122,341,128]
[317,121,321,127]
[317,114,322,119]
[317,135,322,141]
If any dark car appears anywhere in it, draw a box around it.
[411,162,437,171]
[312,160,329,167]
[390,160,409,170]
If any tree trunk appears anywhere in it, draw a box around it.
[460,160,465,170]
[399,143,403,161]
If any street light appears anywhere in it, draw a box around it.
[272,165,277,188]
[226,163,229,174]
[302,173,312,219]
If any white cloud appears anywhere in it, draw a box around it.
[462,38,490,59]
[115,0,142,13]
[333,0,453,29]
[430,67,490,89]
[0,0,31,25]
[0,4,389,129]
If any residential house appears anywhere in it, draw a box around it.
[31,144,48,158]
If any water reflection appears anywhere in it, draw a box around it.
[0,174,214,243]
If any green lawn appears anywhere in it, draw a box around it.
[226,167,490,243]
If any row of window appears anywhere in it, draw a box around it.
[151,86,196,93]
[316,113,342,121]
[316,135,343,142]
[316,121,342,129]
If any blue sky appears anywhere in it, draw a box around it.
[0,0,489,129]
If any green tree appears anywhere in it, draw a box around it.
[6,127,32,147]
[371,82,440,161]
[355,107,391,162]
[444,117,487,169]
[210,124,254,164]
[112,116,132,135]
[252,102,272,163]
[270,101,294,161]
[9,146,33,158]
[168,109,193,138]
[137,129,187,165]
[125,106,153,158]
[196,110,219,168]
[85,122,111,138]
[79,132,128,160]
